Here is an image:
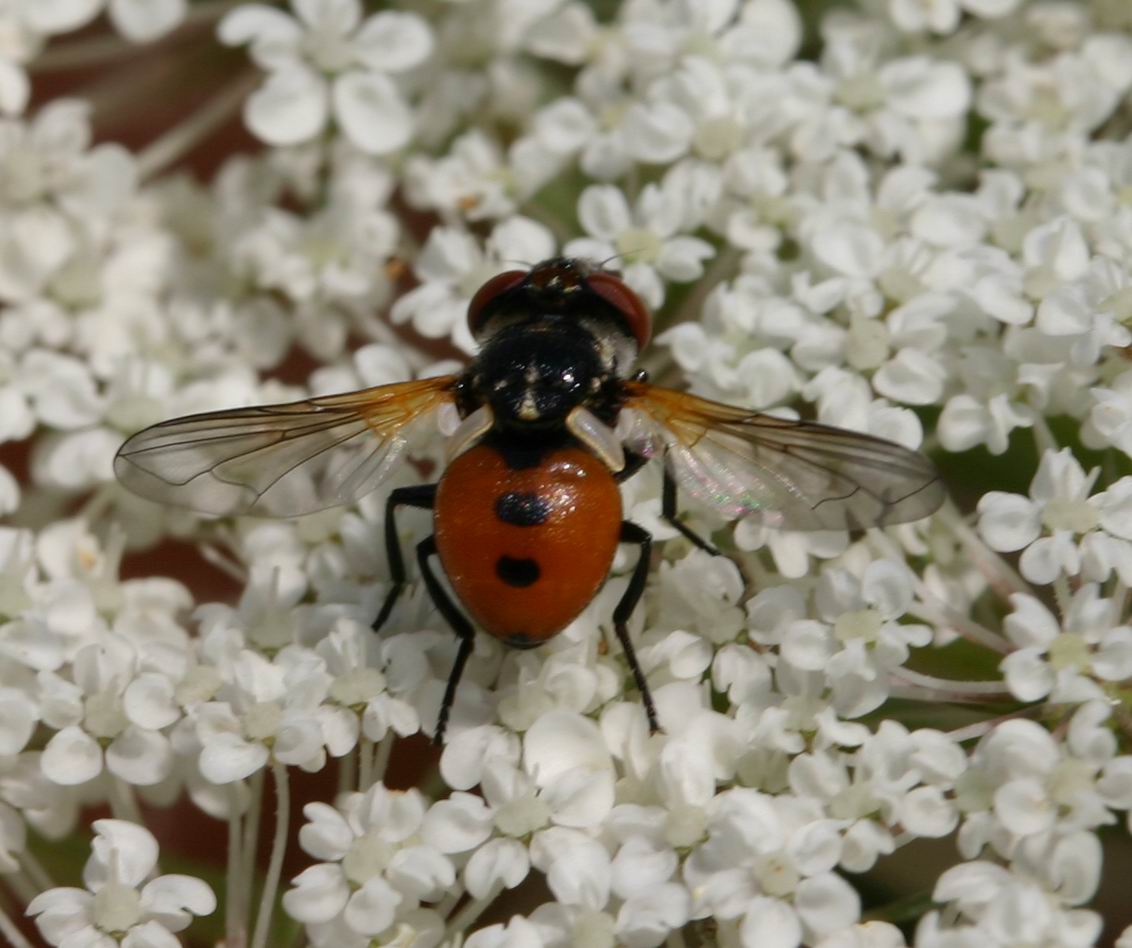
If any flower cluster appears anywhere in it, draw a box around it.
[27,820,214,946]
[4,0,1132,946]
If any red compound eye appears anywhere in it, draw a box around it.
[467,270,527,340]
[586,271,652,350]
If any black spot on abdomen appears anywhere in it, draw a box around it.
[495,491,551,526]
[496,555,540,587]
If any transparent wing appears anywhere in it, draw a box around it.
[622,382,945,531]
[114,376,459,517]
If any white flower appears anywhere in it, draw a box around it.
[391,217,555,353]
[1086,368,1132,457]
[1027,231,1132,365]
[957,706,1129,858]
[229,183,400,359]
[438,714,617,898]
[773,560,932,718]
[888,0,1021,35]
[220,0,432,153]
[284,783,451,940]
[685,787,860,947]
[316,618,419,745]
[0,98,137,239]
[980,32,1132,171]
[923,844,1103,947]
[464,915,544,948]
[999,586,1132,703]
[977,448,1132,585]
[0,11,37,115]
[652,548,745,643]
[631,57,761,166]
[14,0,185,43]
[816,28,972,165]
[937,388,1034,456]
[404,129,522,220]
[27,819,215,945]
[38,636,178,787]
[565,165,717,310]
[194,648,336,783]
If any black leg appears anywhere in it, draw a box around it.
[616,448,650,484]
[615,521,660,734]
[372,484,437,633]
[416,535,475,746]
[662,464,722,556]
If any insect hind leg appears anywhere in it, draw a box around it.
[662,462,723,556]
[416,535,475,746]
[614,521,660,734]
[372,484,437,633]
[661,461,751,596]
[621,450,726,559]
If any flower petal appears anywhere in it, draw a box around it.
[106,726,174,786]
[198,733,269,784]
[333,72,413,154]
[282,864,350,924]
[87,820,160,888]
[740,897,802,948]
[977,492,1041,551]
[244,69,328,146]
[108,0,186,42]
[41,726,103,786]
[353,12,433,72]
[344,876,402,936]
[464,838,529,900]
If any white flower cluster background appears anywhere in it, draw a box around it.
[3,0,1132,946]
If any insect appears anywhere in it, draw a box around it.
[114,257,946,744]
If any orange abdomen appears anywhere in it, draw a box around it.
[434,439,622,647]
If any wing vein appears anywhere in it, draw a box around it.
[113,375,458,517]
[623,382,945,531]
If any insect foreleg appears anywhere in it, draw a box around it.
[416,535,475,746]
[372,484,438,633]
[614,521,660,734]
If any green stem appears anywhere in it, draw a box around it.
[372,733,395,785]
[250,762,290,948]
[1053,574,1072,619]
[938,505,1031,600]
[136,72,257,180]
[890,667,1012,699]
[442,888,501,942]
[242,769,266,927]
[907,602,1011,654]
[6,869,38,904]
[31,0,243,71]
[1032,414,1058,455]
[227,785,246,948]
[18,850,54,892]
[198,543,249,583]
[338,745,357,796]
[947,708,1038,743]
[0,903,33,948]
[109,776,144,826]
[358,736,374,791]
